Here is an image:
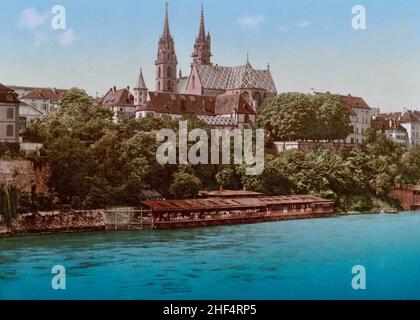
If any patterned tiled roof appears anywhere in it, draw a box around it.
[196,63,277,94]
[175,76,189,93]
[197,115,236,126]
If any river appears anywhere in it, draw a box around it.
[1,212,420,300]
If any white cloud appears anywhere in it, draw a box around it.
[19,8,47,30]
[297,20,312,29]
[60,29,78,46]
[237,15,265,28]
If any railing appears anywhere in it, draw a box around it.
[104,208,152,230]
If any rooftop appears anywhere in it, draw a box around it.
[199,189,264,198]
[0,84,20,104]
[142,195,333,213]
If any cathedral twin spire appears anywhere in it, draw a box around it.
[192,5,212,66]
[155,2,212,92]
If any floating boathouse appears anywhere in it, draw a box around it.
[141,195,334,230]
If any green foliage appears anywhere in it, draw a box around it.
[401,146,420,184]
[0,184,19,228]
[258,92,351,143]
[19,88,416,214]
[0,142,22,160]
[169,166,202,199]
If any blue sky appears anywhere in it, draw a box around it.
[1,0,420,112]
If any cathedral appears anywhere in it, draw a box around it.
[102,2,277,128]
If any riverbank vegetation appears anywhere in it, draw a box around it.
[10,89,420,214]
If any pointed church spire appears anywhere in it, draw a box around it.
[137,68,147,89]
[198,4,206,40]
[162,1,171,39]
[245,52,252,68]
[192,4,212,66]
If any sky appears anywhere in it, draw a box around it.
[1,0,420,112]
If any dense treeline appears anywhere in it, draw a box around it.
[15,88,420,213]
[258,92,352,143]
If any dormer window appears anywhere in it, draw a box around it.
[6,93,14,102]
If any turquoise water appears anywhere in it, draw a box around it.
[1,212,420,300]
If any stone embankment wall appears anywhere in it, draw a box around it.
[0,210,106,236]
[0,160,49,193]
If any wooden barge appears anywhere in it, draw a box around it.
[141,195,334,230]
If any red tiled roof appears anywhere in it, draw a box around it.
[338,94,371,110]
[23,88,64,101]
[99,88,134,107]
[377,110,420,123]
[142,195,333,213]
[314,92,371,111]
[138,92,255,116]
[199,189,263,198]
[0,84,20,104]
[371,116,407,131]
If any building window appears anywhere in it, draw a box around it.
[6,124,14,137]
[167,66,171,77]
[20,117,27,131]
[192,75,196,89]
[7,108,14,119]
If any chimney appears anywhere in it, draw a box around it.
[113,86,116,92]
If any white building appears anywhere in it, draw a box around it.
[371,115,409,148]
[19,101,43,132]
[376,110,420,149]
[97,86,136,123]
[21,88,65,115]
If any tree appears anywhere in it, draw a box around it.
[311,93,351,141]
[169,166,202,199]
[258,93,318,142]
[258,92,351,143]
[0,184,19,229]
[401,146,420,184]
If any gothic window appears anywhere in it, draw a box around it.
[252,92,262,108]
[167,66,171,77]
[167,81,171,91]
[6,124,14,137]
[192,75,196,89]
[158,81,161,91]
